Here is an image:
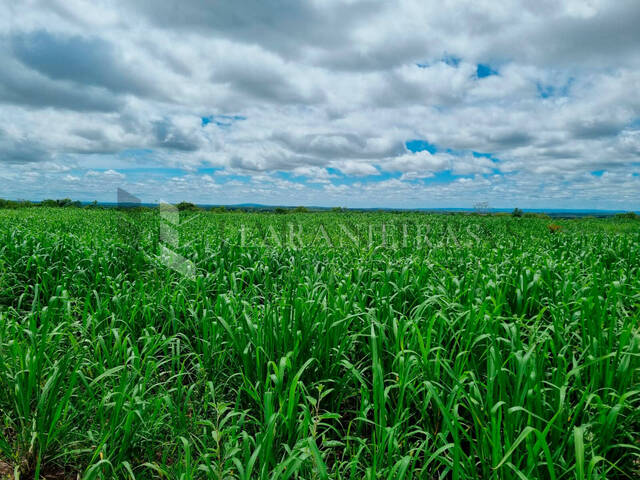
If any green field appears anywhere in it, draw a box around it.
[1,208,639,479]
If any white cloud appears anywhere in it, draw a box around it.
[331,160,380,176]
[383,150,451,176]
[86,169,125,180]
[0,0,639,208]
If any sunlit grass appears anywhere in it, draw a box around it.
[0,208,639,478]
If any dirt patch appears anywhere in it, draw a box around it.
[0,460,13,480]
[0,461,78,480]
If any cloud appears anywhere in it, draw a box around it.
[0,51,122,112]
[120,0,376,57]
[331,160,380,176]
[291,166,335,183]
[210,45,327,105]
[86,169,125,180]
[0,128,52,164]
[10,31,156,97]
[383,150,451,176]
[152,118,201,152]
[0,0,639,208]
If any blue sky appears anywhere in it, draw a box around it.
[0,1,639,209]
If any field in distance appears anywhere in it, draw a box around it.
[0,208,639,479]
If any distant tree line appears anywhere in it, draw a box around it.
[0,198,90,209]
[0,198,103,209]
[41,198,83,208]
[614,211,639,220]
[0,199,34,209]
[1,199,638,220]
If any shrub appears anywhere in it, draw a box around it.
[548,223,563,233]
[39,198,81,208]
[614,212,639,220]
[0,199,33,209]
[58,198,80,207]
[175,201,201,212]
[512,208,523,217]
[524,212,551,220]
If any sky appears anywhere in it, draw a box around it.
[1,0,639,209]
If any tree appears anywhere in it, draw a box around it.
[614,212,639,220]
[512,208,523,218]
[175,201,201,212]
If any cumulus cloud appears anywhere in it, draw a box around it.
[86,169,125,180]
[10,31,156,97]
[383,150,451,176]
[0,0,639,208]
[331,160,380,177]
